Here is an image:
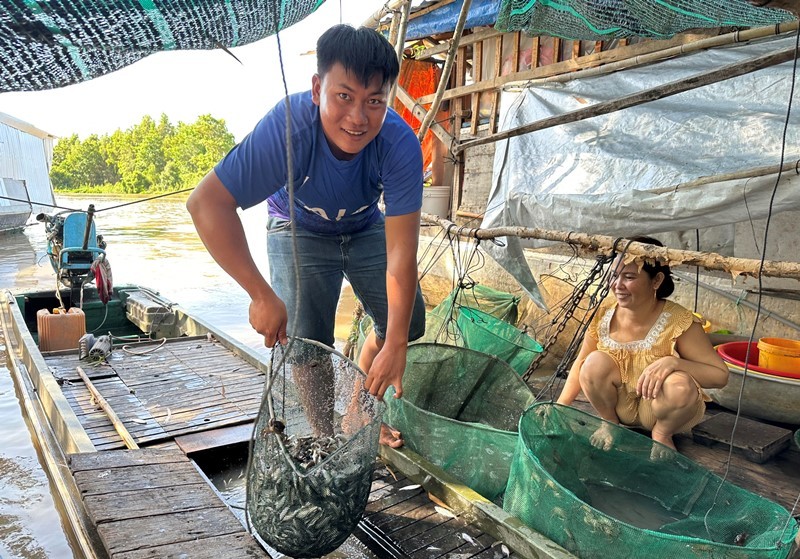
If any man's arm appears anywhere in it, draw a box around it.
[364,211,421,399]
[186,171,288,346]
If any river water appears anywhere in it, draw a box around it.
[0,194,359,559]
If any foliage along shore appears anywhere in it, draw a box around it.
[51,113,235,195]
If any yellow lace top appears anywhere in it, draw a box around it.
[589,300,697,392]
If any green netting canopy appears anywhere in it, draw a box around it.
[456,306,542,375]
[495,0,794,40]
[384,343,536,500]
[504,403,799,559]
[1,0,325,92]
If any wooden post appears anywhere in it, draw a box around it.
[417,0,473,141]
[489,34,503,132]
[470,40,483,135]
[455,44,800,154]
[76,366,139,449]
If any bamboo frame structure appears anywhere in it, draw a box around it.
[421,214,800,280]
[455,44,800,154]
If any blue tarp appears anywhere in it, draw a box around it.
[405,0,502,41]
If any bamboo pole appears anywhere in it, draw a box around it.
[416,21,800,106]
[388,0,412,108]
[395,85,455,146]
[414,28,504,60]
[417,0,473,141]
[515,21,800,88]
[420,214,800,280]
[362,0,407,29]
[76,366,139,449]
[455,44,800,154]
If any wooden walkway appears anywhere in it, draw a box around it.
[47,336,265,450]
[68,446,522,559]
[365,465,523,559]
[68,448,268,558]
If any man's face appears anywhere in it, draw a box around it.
[312,62,391,160]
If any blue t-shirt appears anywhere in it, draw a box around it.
[215,91,423,234]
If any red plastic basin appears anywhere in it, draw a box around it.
[716,341,800,380]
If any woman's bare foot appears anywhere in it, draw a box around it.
[380,424,403,448]
[650,430,676,461]
[589,421,618,451]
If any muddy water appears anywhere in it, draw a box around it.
[0,194,359,558]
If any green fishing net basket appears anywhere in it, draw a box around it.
[429,283,521,325]
[247,338,384,558]
[456,306,543,375]
[504,403,799,559]
[384,343,536,500]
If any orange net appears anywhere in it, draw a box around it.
[394,59,448,174]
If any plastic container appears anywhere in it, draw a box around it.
[421,185,451,217]
[716,342,800,380]
[757,337,800,375]
[37,307,86,352]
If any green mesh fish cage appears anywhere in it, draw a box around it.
[429,283,521,325]
[504,403,799,559]
[384,343,536,500]
[456,306,543,375]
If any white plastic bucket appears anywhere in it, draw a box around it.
[421,185,451,217]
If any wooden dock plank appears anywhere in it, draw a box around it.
[83,483,225,523]
[96,508,244,555]
[114,533,267,559]
[51,338,267,447]
[69,448,268,558]
[73,462,203,494]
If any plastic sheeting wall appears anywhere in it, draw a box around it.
[479,33,800,308]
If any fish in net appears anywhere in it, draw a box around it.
[246,338,384,558]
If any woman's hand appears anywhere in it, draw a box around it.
[637,356,680,399]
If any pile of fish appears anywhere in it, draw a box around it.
[283,433,349,470]
[248,421,381,558]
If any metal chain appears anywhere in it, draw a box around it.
[522,252,615,381]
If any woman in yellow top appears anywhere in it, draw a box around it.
[557,237,729,456]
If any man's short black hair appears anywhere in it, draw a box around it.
[316,24,399,88]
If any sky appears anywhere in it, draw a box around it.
[0,1,381,143]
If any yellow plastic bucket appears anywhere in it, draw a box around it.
[757,337,800,374]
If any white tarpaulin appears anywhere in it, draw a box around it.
[480,33,800,309]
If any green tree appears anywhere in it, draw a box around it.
[50,114,233,193]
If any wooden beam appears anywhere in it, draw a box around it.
[394,85,455,147]
[416,21,800,105]
[77,366,139,449]
[419,214,800,280]
[418,0,473,141]
[455,45,800,154]
[414,28,504,60]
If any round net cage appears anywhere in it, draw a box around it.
[246,338,384,558]
[504,403,799,559]
[456,307,543,376]
[384,343,536,501]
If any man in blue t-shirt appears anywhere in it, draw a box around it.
[187,24,425,447]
